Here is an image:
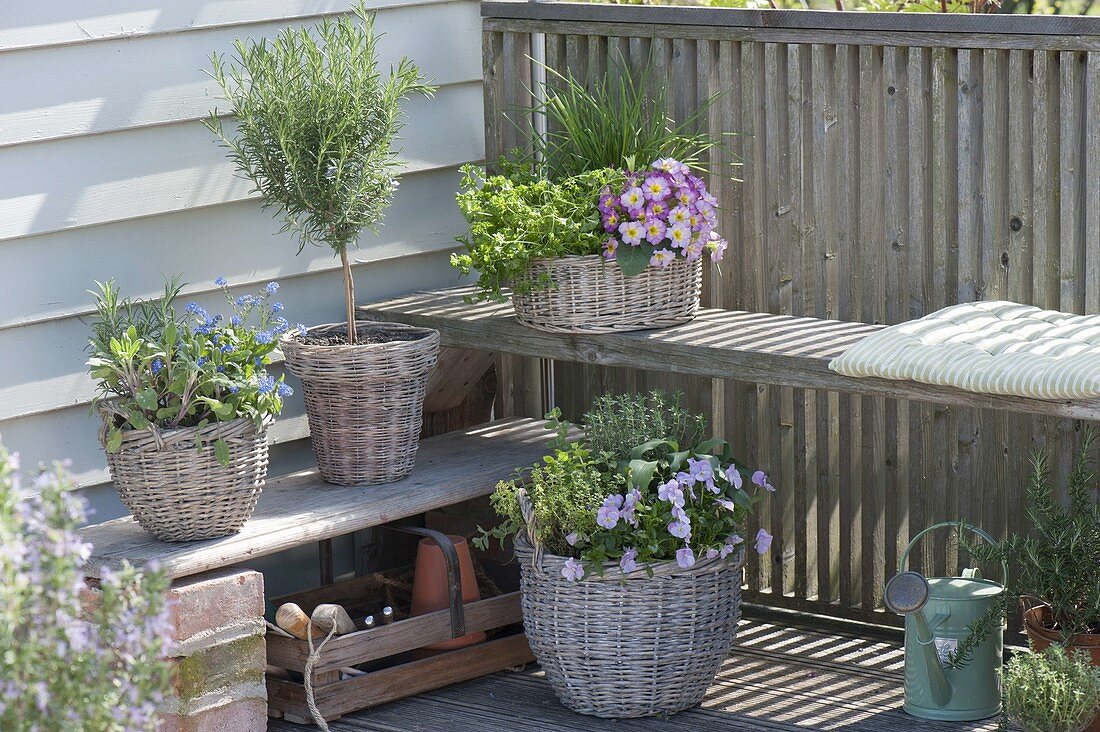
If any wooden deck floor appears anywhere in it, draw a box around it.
[269,617,1003,731]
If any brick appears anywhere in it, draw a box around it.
[165,569,264,644]
[173,635,266,703]
[159,697,267,732]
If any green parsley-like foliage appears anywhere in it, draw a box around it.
[0,448,172,731]
[204,5,434,341]
[451,164,623,303]
[1004,645,1100,732]
[583,390,707,458]
[518,57,728,181]
[87,278,290,465]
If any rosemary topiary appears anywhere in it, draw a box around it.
[204,4,434,345]
[1005,645,1100,732]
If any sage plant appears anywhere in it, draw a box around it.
[0,448,172,731]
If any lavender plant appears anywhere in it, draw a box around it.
[88,278,294,465]
[0,448,172,730]
[204,5,435,345]
[479,397,774,579]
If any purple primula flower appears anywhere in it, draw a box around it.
[619,187,645,212]
[667,225,691,250]
[706,231,728,261]
[598,192,617,213]
[642,174,671,201]
[724,465,743,490]
[676,546,696,569]
[602,209,621,232]
[653,157,689,175]
[668,205,691,227]
[685,241,705,262]
[755,528,773,554]
[620,548,639,573]
[618,220,645,247]
[644,217,667,244]
[650,248,676,268]
[603,238,619,260]
[657,479,685,507]
[668,519,691,540]
[565,532,579,547]
[646,200,668,219]
[562,557,584,582]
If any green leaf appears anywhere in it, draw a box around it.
[626,459,659,491]
[214,438,230,467]
[629,439,673,460]
[615,243,652,278]
[136,388,159,411]
[105,427,123,453]
[695,438,731,460]
[668,450,692,474]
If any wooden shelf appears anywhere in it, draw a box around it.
[359,286,1100,421]
[81,418,554,581]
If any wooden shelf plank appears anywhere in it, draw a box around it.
[359,286,1100,421]
[80,418,554,580]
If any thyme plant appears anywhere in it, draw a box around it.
[205,5,434,344]
[1004,645,1100,732]
[0,447,172,730]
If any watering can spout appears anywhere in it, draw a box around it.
[884,570,953,708]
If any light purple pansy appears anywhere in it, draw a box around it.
[565,532,579,547]
[658,479,685,507]
[729,533,744,545]
[676,546,696,569]
[668,519,691,540]
[755,528,773,555]
[562,557,585,582]
[705,547,720,560]
[752,470,776,492]
[724,465,743,490]
[620,548,639,573]
[596,505,619,530]
[716,498,737,512]
[719,543,736,559]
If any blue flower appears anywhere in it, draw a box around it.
[254,357,263,368]
[276,382,293,398]
[185,302,201,314]
[297,323,308,335]
[270,301,284,313]
[151,359,164,375]
[229,385,240,394]
[257,375,276,395]
[272,317,289,334]
[230,315,242,327]
[214,277,227,287]
[255,331,274,345]
[216,365,225,373]
[220,343,234,353]
[196,357,207,367]
[265,282,279,295]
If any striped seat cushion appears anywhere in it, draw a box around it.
[829,301,1100,400]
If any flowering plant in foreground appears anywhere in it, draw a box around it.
[0,447,172,731]
[88,277,296,465]
[480,394,773,580]
[599,157,728,277]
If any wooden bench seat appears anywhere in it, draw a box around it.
[358,286,1100,421]
[80,417,553,580]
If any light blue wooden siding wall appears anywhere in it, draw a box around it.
[0,0,482,522]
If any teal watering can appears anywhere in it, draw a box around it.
[884,522,1007,722]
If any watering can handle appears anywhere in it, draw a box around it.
[898,521,1008,585]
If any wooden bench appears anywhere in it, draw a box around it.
[358,286,1100,421]
[80,417,556,726]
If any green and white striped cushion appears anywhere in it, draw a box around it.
[829,301,1100,400]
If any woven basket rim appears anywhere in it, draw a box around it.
[98,407,270,448]
[280,321,439,354]
[514,533,745,582]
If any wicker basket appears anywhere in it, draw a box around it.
[281,322,440,486]
[511,254,702,333]
[102,415,270,542]
[514,492,744,718]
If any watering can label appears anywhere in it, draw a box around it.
[933,637,958,667]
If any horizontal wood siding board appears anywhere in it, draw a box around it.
[81,418,562,580]
[0,0,468,53]
[0,81,484,242]
[0,251,464,489]
[0,1,481,147]
[484,18,1100,52]
[358,289,1100,420]
[482,1,1100,38]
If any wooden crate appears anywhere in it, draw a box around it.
[266,569,532,724]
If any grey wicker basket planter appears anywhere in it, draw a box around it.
[513,535,745,719]
[511,254,702,333]
[102,416,270,542]
[281,322,440,487]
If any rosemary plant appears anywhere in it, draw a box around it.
[204,5,435,344]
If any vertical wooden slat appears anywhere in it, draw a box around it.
[1060,51,1084,315]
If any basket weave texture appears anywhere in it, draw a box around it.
[512,254,702,333]
[281,322,440,486]
[102,416,270,542]
[514,491,744,718]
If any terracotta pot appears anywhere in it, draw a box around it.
[1023,605,1100,732]
[409,535,485,650]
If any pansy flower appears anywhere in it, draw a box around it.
[676,547,696,569]
[565,532,580,547]
[620,548,639,573]
[562,558,585,582]
[752,470,776,492]
[755,528,773,554]
[724,464,744,490]
[657,479,685,507]
[668,519,691,540]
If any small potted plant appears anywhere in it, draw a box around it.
[452,62,729,334]
[204,7,439,486]
[0,446,173,731]
[1005,645,1100,732]
[478,392,773,718]
[88,278,292,541]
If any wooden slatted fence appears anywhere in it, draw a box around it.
[481,1,1100,625]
